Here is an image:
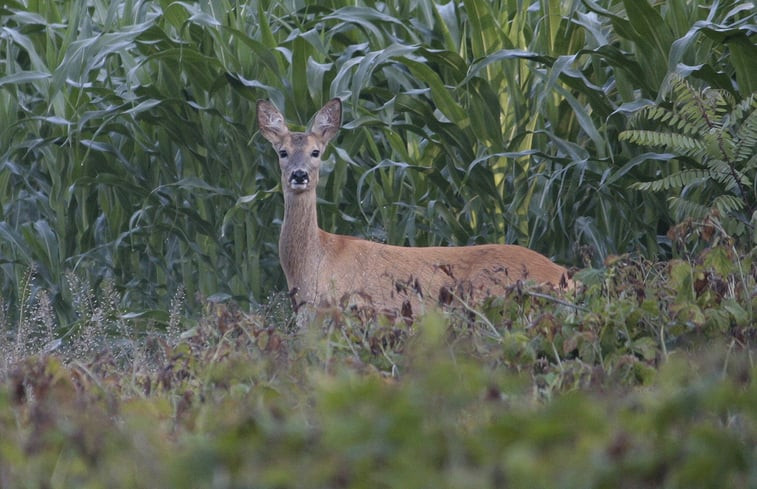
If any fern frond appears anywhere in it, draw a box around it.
[669,195,745,233]
[731,93,757,126]
[668,74,698,107]
[671,76,734,135]
[623,76,755,232]
[704,159,751,190]
[642,106,675,124]
[632,169,709,192]
[669,76,713,130]
[745,153,757,173]
[703,130,737,162]
[620,130,705,157]
[668,195,711,220]
[734,96,757,162]
[711,194,745,215]
[706,88,732,121]
[639,105,704,137]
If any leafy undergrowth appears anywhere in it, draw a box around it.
[1,245,755,489]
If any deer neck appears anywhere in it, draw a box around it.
[279,191,324,291]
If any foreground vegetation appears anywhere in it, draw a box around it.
[1,239,755,488]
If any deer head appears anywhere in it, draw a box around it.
[256,98,342,195]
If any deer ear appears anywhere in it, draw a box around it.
[257,100,289,144]
[312,98,341,143]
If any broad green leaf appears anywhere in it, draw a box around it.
[462,0,499,59]
[397,57,466,125]
[0,70,50,87]
[622,0,673,62]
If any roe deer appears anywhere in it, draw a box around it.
[257,98,573,318]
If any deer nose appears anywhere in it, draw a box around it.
[289,169,310,188]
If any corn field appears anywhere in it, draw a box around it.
[0,0,754,322]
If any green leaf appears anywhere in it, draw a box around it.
[0,70,51,87]
[622,0,673,62]
[397,57,466,125]
[669,259,695,302]
[462,0,499,59]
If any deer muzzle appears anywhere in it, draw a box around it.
[289,169,310,190]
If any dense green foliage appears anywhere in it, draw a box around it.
[1,1,756,486]
[1,243,755,488]
[0,0,754,320]
[620,76,757,242]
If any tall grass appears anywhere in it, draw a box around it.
[0,0,753,322]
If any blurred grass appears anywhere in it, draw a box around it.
[0,242,754,488]
[0,0,753,322]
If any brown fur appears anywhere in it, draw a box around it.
[257,98,573,317]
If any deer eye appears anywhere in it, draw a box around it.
[278,149,288,158]
[311,149,320,158]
